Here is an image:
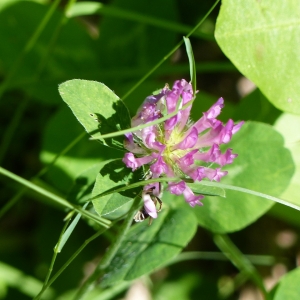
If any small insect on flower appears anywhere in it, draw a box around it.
[134,187,162,225]
[123,79,244,222]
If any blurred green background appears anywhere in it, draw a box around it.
[0,0,299,299]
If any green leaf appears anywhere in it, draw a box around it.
[59,79,131,150]
[215,0,300,114]
[183,37,196,93]
[194,121,295,233]
[91,159,141,217]
[272,268,300,300]
[274,113,300,206]
[67,163,107,204]
[100,204,197,287]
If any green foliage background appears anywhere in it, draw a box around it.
[0,0,300,299]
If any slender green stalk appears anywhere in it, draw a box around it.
[214,234,270,300]
[90,97,197,141]
[197,181,300,211]
[43,218,72,287]
[34,227,106,300]
[0,0,83,217]
[121,0,220,100]
[0,166,110,227]
[0,132,85,220]
[74,196,142,300]
[90,176,300,213]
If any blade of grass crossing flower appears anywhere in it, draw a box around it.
[183,37,197,94]
[194,181,300,212]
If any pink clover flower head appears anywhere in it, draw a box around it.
[123,79,244,220]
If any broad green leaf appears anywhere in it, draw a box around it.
[91,159,141,217]
[101,203,197,287]
[194,121,294,233]
[272,268,300,300]
[215,0,300,114]
[59,79,131,149]
[274,113,300,205]
[67,163,107,204]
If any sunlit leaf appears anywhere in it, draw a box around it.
[274,113,300,205]
[59,79,131,150]
[194,121,295,233]
[91,159,141,217]
[215,0,300,114]
[272,268,300,300]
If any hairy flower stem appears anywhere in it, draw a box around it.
[74,196,142,300]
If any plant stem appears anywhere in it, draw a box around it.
[43,218,72,286]
[121,0,220,100]
[0,166,110,227]
[34,227,107,300]
[214,234,270,300]
[74,196,141,300]
[0,132,85,221]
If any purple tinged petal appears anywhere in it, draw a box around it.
[201,167,228,181]
[189,166,206,181]
[193,144,221,163]
[206,97,224,119]
[212,168,228,181]
[215,149,238,166]
[168,181,186,195]
[166,90,179,113]
[172,127,198,150]
[124,133,145,154]
[150,156,168,177]
[122,153,153,171]
[142,130,165,152]
[179,149,198,167]
[165,114,180,131]
[220,119,234,143]
[143,193,157,218]
[232,121,244,134]
[182,185,204,207]
[191,98,224,134]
